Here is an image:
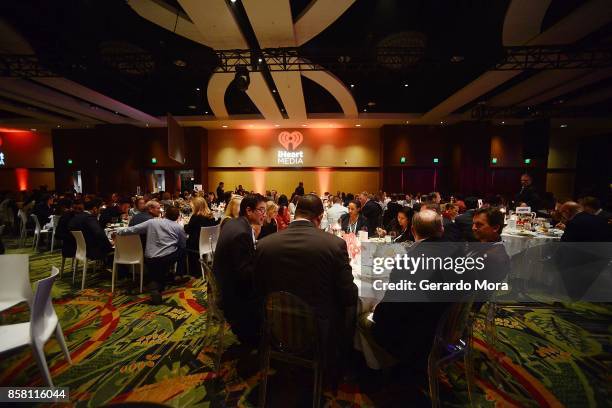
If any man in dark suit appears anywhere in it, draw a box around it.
[294,181,305,197]
[560,201,612,242]
[580,196,612,223]
[212,194,266,345]
[359,192,383,237]
[33,194,53,228]
[454,196,479,241]
[471,207,511,283]
[216,182,225,204]
[68,198,113,261]
[370,210,453,369]
[515,173,540,211]
[254,194,358,382]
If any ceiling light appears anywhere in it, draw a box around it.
[205,111,209,114]
[173,59,187,67]
[230,0,236,2]
[501,121,505,125]
[560,124,568,128]
[363,109,367,112]
[301,124,307,127]
[355,124,361,127]
[248,124,254,128]
[405,121,410,124]
[56,125,61,128]
[195,87,200,91]
[258,58,263,63]
[404,83,409,87]
[272,89,276,93]
[188,105,196,109]
[30,128,37,131]
[350,84,355,88]
[274,124,280,127]
[222,125,228,128]
[114,111,119,114]
[145,123,149,127]
[440,121,444,125]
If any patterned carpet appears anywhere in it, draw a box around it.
[0,238,610,407]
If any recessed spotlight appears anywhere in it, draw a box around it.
[355,124,361,127]
[404,83,409,87]
[258,58,263,63]
[350,84,355,88]
[188,105,196,109]
[274,124,280,127]
[222,125,228,128]
[272,89,276,93]
[173,59,187,67]
[248,124,254,128]
[363,109,367,112]
[145,123,149,127]
[301,124,307,127]
[56,125,61,128]
[405,121,410,124]
[560,124,568,128]
[501,121,505,125]
[114,111,119,114]
[230,0,236,2]
[205,111,209,114]
[30,128,37,131]
[195,87,200,91]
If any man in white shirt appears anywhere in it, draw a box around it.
[326,196,348,226]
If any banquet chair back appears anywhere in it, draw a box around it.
[112,234,144,293]
[428,301,475,408]
[70,230,90,290]
[49,215,60,253]
[198,225,219,260]
[0,254,32,312]
[18,209,29,247]
[0,267,71,387]
[199,259,225,384]
[31,214,50,252]
[259,291,324,408]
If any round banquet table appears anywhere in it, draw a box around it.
[501,228,563,257]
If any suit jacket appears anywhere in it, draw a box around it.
[361,200,383,236]
[561,212,612,242]
[372,237,456,361]
[184,214,219,251]
[515,185,539,211]
[212,216,259,342]
[596,209,612,222]
[454,209,477,241]
[67,212,113,260]
[339,213,368,234]
[295,186,305,196]
[443,218,462,242]
[56,210,77,257]
[33,202,52,227]
[254,220,358,361]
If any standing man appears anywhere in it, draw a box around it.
[359,191,382,237]
[515,173,540,210]
[212,194,266,345]
[216,182,225,204]
[294,181,305,197]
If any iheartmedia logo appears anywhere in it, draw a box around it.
[277,131,304,165]
[278,131,303,150]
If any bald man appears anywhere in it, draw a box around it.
[560,201,612,242]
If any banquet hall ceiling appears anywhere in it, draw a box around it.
[0,0,611,130]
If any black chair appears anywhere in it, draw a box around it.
[258,291,326,408]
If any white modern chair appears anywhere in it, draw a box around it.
[111,234,144,293]
[49,215,60,253]
[0,267,72,387]
[18,209,30,247]
[70,230,91,290]
[31,214,52,252]
[0,254,32,312]
[199,225,219,259]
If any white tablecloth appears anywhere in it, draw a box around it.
[501,229,562,257]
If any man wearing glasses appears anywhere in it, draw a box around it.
[212,193,266,346]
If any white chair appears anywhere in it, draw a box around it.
[112,234,144,293]
[18,209,30,247]
[198,225,219,265]
[31,214,51,252]
[0,267,72,387]
[0,254,32,312]
[70,230,91,290]
[49,215,60,253]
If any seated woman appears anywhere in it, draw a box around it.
[339,200,368,234]
[276,194,291,230]
[378,207,414,242]
[185,197,219,275]
[220,196,241,229]
[258,201,278,240]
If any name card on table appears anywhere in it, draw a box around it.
[515,206,532,214]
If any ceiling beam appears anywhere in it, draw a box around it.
[301,68,357,118]
[206,72,235,119]
[177,0,247,49]
[245,72,283,121]
[33,77,163,125]
[293,0,357,46]
[0,99,74,124]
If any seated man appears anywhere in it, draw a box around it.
[560,201,612,242]
[254,194,358,383]
[56,199,83,261]
[68,198,113,262]
[117,206,187,304]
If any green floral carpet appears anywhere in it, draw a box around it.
[0,239,610,407]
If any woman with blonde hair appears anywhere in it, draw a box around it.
[258,201,279,240]
[220,196,241,229]
[185,196,219,275]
